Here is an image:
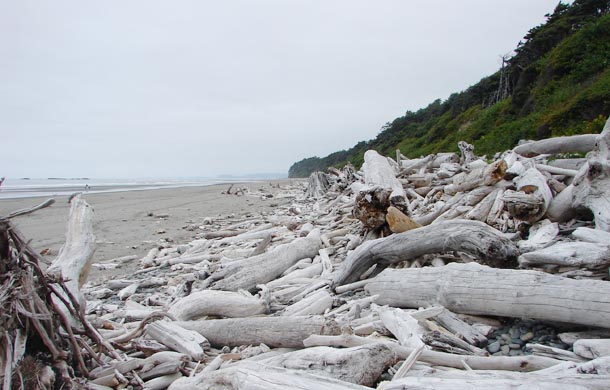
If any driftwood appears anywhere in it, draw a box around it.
[518,241,610,269]
[366,262,610,328]
[177,315,340,348]
[259,344,396,386]
[169,362,371,390]
[4,198,55,219]
[333,220,518,286]
[208,229,322,291]
[306,171,331,198]
[444,159,506,195]
[168,290,268,320]
[362,150,406,203]
[513,134,598,157]
[573,339,610,359]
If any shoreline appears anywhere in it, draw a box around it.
[0,180,301,283]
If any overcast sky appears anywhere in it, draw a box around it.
[1,0,562,178]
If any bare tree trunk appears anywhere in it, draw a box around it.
[366,262,610,328]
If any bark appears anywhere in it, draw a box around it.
[366,262,610,328]
[333,220,519,286]
[168,290,268,320]
[176,315,340,348]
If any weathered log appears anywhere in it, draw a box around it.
[571,120,610,231]
[433,307,488,347]
[283,289,333,316]
[383,376,591,390]
[510,167,553,223]
[571,226,610,243]
[168,362,371,390]
[458,141,476,164]
[573,339,610,359]
[547,183,577,222]
[209,229,321,291]
[303,333,560,371]
[362,150,406,203]
[366,262,610,328]
[306,171,331,198]
[519,241,610,269]
[176,315,340,348]
[168,290,268,320]
[46,194,95,320]
[145,321,209,360]
[513,134,598,157]
[259,344,396,386]
[517,220,558,252]
[333,220,519,286]
[444,159,506,195]
[4,198,55,219]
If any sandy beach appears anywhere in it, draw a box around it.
[0,180,298,282]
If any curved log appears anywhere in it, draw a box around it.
[168,290,268,320]
[365,262,610,328]
[332,220,519,286]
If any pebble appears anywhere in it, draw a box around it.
[521,332,534,342]
[487,341,501,354]
[501,345,510,354]
[509,343,522,349]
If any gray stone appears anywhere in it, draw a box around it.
[501,334,511,342]
[487,341,501,354]
[509,349,523,356]
[501,345,510,354]
[509,343,522,349]
[521,332,534,342]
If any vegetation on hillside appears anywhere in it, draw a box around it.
[289,0,610,178]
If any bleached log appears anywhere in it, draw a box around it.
[536,163,578,177]
[559,330,610,346]
[510,167,553,222]
[433,308,488,347]
[259,344,396,386]
[283,289,333,316]
[365,262,610,328]
[362,150,406,203]
[333,220,518,286]
[517,220,558,252]
[303,334,560,371]
[140,247,160,268]
[519,241,610,268]
[306,171,331,198]
[444,159,506,195]
[265,263,322,289]
[209,229,322,291]
[458,141,476,164]
[46,195,95,319]
[527,343,587,362]
[571,121,610,231]
[573,339,610,359]
[145,321,209,360]
[547,183,577,222]
[548,158,587,170]
[378,307,425,349]
[168,290,268,321]
[144,372,182,390]
[571,227,610,244]
[5,198,55,219]
[464,188,501,221]
[383,376,591,390]
[218,226,282,244]
[90,352,190,379]
[176,315,340,348]
[401,155,434,173]
[169,362,371,390]
[431,152,459,168]
[514,134,598,157]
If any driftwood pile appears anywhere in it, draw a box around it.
[2,118,610,389]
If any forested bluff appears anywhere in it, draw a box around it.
[289,0,610,178]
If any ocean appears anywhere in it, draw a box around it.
[0,177,267,199]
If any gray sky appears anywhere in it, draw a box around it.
[1,0,562,178]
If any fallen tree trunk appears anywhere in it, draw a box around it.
[168,290,268,320]
[362,150,406,203]
[209,229,322,291]
[176,315,340,348]
[306,172,331,198]
[333,220,519,286]
[169,362,371,390]
[513,134,598,157]
[259,344,396,386]
[444,160,506,195]
[518,242,610,269]
[383,376,592,390]
[365,262,610,328]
